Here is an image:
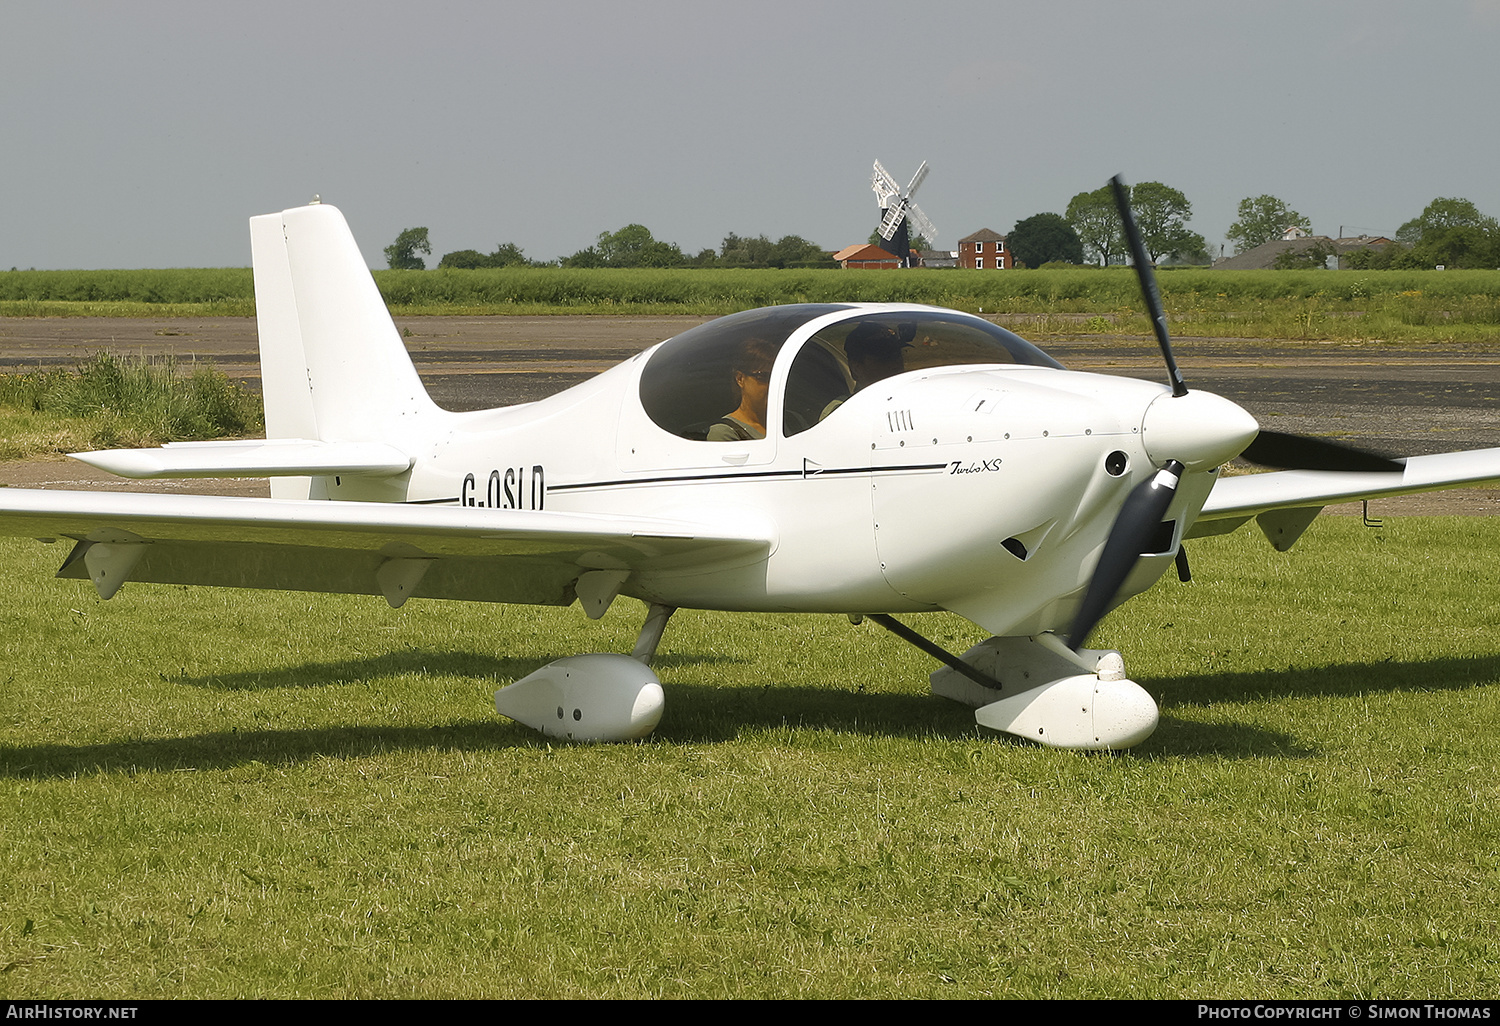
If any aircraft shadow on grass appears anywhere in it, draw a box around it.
[1145,651,1500,759]
[1153,651,1500,707]
[3,653,1495,778]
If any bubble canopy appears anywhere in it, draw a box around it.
[638,305,1065,440]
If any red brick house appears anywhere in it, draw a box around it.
[957,228,1011,269]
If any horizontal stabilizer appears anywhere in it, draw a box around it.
[71,439,413,480]
[1192,447,1500,528]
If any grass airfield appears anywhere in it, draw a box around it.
[2,515,1498,999]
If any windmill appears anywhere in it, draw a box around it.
[872,159,938,268]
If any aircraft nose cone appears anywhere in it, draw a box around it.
[1141,390,1260,469]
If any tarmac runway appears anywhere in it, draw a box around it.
[2,315,1498,514]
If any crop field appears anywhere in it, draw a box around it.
[1,517,1497,999]
[4,267,1500,342]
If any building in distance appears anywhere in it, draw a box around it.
[1213,234,1396,270]
[958,228,1012,269]
[831,243,901,269]
[918,249,958,269]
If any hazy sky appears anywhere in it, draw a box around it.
[4,0,1499,269]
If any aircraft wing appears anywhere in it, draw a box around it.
[1188,448,1500,548]
[0,489,773,610]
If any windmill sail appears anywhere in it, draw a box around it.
[871,159,936,267]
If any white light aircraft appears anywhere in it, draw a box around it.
[3,181,1499,750]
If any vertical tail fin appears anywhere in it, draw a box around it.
[250,203,436,445]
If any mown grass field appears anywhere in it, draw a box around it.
[4,267,1500,343]
[1,517,1497,998]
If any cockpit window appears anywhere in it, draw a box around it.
[639,305,848,439]
[784,311,1063,435]
[640,306,1063,441]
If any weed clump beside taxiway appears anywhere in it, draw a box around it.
[0,352,263,459]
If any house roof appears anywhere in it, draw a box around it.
[1213,236,1332,270]
[918,250,957,268]
[832,243,898,262]
[958,228,1006,243]
[1215,234,1399,270]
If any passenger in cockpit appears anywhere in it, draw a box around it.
[820,322,913,420]
[707,337,778,441]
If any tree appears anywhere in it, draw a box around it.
[1226,196,1310,254]
[560,246,603,268]
[1066,182,1203,266]
[1008,213,1083,268]
[488,242,528,267]
[589,224,685,267]
[1065,186,1123,266]
[1395,198,1500,268]
[1341,245,1410,270]
[1396,197,1496,243]
[595,224,655,266]
[1130,182,1205,264]
[436,249,488,269]
[437,242,530,269]
[721,232,773,266]
[1272,240,1337,270]
[772,235,831,268]
[1161,242,1212,266]
[719,233,828,268]
[637,240,686,267]
[384,227,431,270]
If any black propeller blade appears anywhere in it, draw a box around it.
[1111,175,1187,398]
[1239,430,1403,473]
[1062,180,1195,651]
[1068,460,1184,650]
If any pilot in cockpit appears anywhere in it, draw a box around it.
[707,337,777,441]
[820,321,913,420]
